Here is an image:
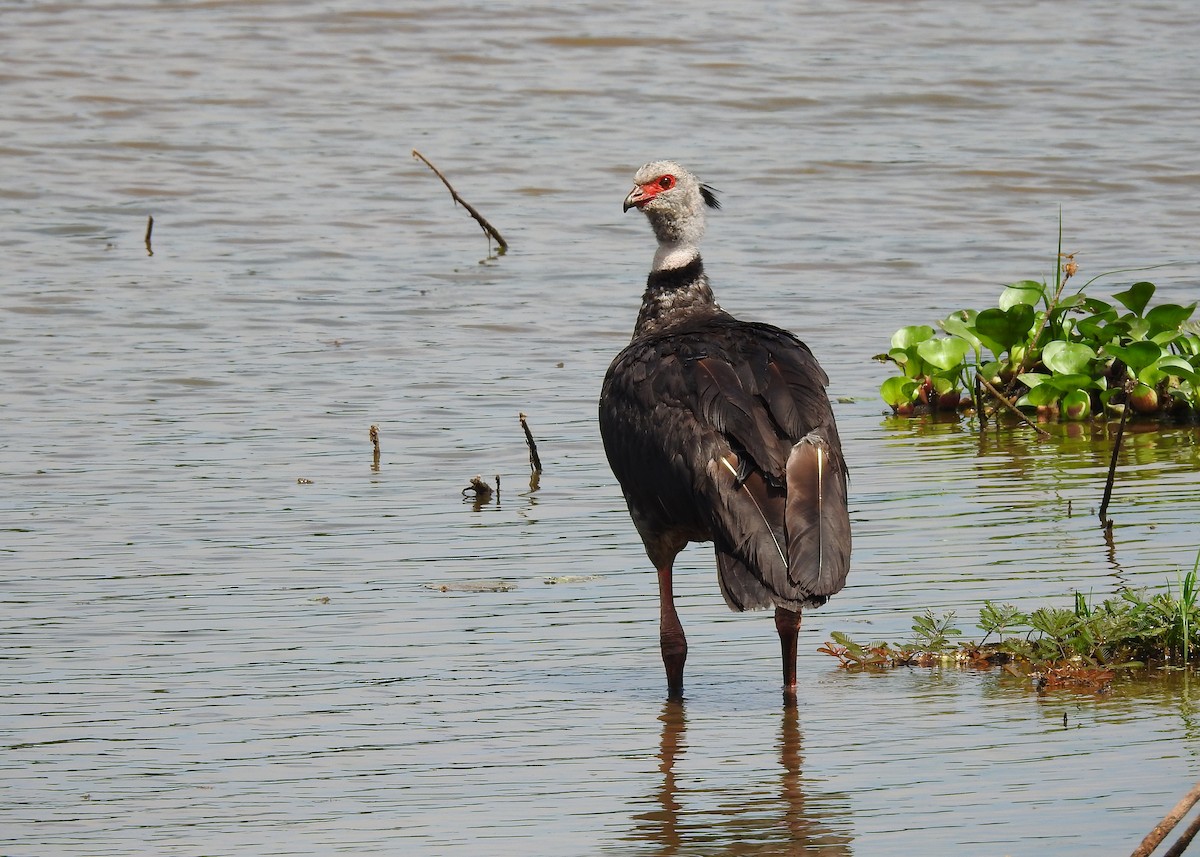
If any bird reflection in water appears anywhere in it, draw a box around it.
[628,700,854,855]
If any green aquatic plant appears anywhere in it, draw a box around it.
[877,233,1200,423]
[821,554,1200,689]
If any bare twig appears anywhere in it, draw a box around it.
[1130,779,1200,857]
[144,215,154,257]
[519,412,543,474]
[977,374,1050,438]
[369,424,381,472]
[412,150,507,254]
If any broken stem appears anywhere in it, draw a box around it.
[977,374,1050,438]
[144,215,154,257]
[1099,380,1133,526]
[369,424,381,472]
[519,412,543,474]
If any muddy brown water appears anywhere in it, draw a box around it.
[3,2,1200,854]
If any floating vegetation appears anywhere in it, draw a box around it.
[822,557,1200,693]
[877,227,1199,426]
[425,580,516,593]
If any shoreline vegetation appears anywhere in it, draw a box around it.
[823,552,1200,694]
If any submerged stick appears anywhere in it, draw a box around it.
[1163,803,1200,857]
[519,412,543,474]
[977,374,1050,438]
[412,150,508,254]
[1130,779,1200,857]
[144,215,154,256]
[369,424,381,471]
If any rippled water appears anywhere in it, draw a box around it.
[3,1,1200,854]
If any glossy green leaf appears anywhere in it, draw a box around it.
[940,313,982,352]
[1040,373,1096,393]
[1112,281,1156,316]
[1145,355,1200,386]
[1018,372,1050,388]
[1019,384,1061,407]
[999,280,1044,310]
[929,375,955,395]
[1041,340,1097,375]
[974,304,1035,352]
[891,325,935,350]
[1146,301,1197,335]
[1061,389,1092,421]
[880,376,918,406]
[1106,341,1162,373]
[916,336,971,371]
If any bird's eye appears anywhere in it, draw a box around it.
[658,175,675,189]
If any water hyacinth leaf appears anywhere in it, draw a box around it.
[974,304,1035,351]
[940,313,983,352]
[1145,301,1197,335]
[1018,384,1062,407]
[1107,341,1162,373]
[1056,292,1087,311]
[1018,372,1051,389]
[880,376,918,406]
[998,280,1044,310]
[1041,373,1096,394]
[1078,315,1130,345]
[1112,280,1156,316]
[1061,389,1092,421]
[891,325,936,349]
[1146,355,1200,386]
[929,375,956,395]
[1041,340,1097,375]
[916,335,971,371]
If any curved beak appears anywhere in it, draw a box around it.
[623,184,648,212]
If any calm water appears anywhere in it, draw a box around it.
[3,1,1200,854]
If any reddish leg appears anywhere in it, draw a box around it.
[657,564,687,699]
[775,607,803,695]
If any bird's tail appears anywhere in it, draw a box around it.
[784,432,851,598]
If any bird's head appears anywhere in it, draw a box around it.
[623,161,720,249]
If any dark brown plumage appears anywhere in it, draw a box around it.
[599,160,851,699]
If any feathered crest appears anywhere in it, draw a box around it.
[700,184,721,210]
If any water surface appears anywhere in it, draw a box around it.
[3,2,1200,854]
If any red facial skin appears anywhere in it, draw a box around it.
[625,174,676,210]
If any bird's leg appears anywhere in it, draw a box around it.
[657,564,687,699]
[775,607,803,695]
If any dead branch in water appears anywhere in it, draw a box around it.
[1130,778,1200,857]
[369,424,381,472]
[144,215,154,256]
[463,475,493,500]
[519,412,543,474]
[1099,379,1134,527]
[977,374,1050,439]
[412,150,507,254]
